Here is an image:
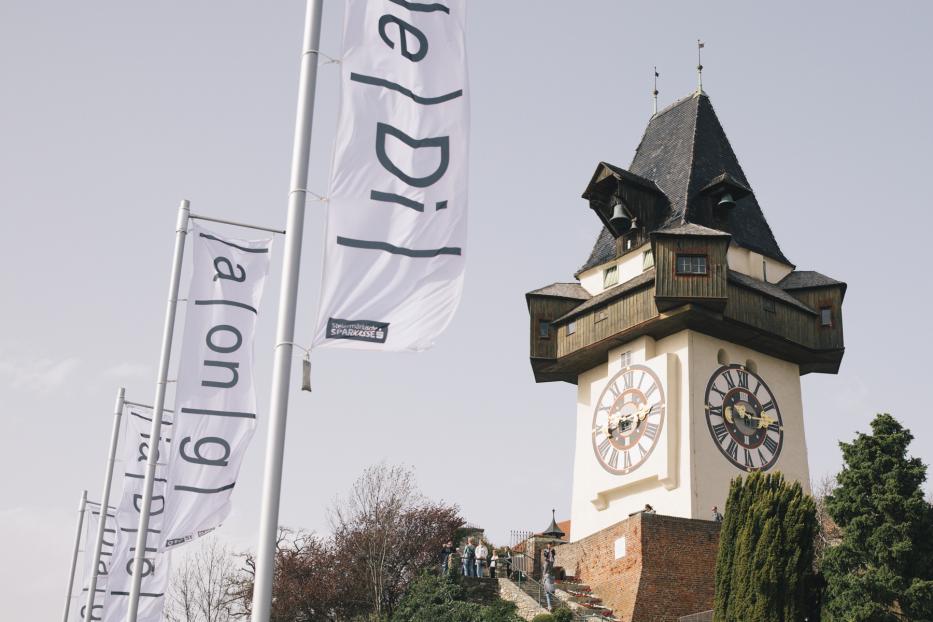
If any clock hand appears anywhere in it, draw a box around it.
[723,406,779,430]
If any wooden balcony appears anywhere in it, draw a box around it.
[527,268,845,384]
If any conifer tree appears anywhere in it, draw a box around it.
[713,472,817,622]
[821,413,933,621]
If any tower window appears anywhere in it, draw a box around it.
[642,249,655,271]
[538,320,550,338]
[820,307,833,327]
[676,254,708,275]
[568,321,577,335]
[763,298,776,313]
[603,265,619,288]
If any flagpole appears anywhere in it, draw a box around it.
[126,200,190,622]
[250,1,323,620]
[63,489,88,622]
[83,387,125,622]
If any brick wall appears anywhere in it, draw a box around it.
[554,513,720,622]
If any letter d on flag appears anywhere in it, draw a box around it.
[313,0,469,351]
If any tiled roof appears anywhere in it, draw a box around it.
[728,270,816,314]
[778,271,845,290]
[653,222,731,237]
[555,269,656,323]
[579,92,791,274]
[526,282,591,300]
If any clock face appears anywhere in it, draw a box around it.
[704,365,783,472]
[591,364,666,475]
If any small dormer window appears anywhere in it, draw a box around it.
[538,320,550,338]
[603,265,619,288]
[642,250,655,271]
[568,321,577,335]
[676,254,708,275]
[820,307,833,327]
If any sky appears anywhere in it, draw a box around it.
[2,1,933,619]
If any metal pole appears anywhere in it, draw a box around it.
[250,2,323,620]
[83,388,125,622]
[189,212,285,235]
[126,200,190,621]
[63,489,88,622]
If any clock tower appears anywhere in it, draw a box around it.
[527,91,846,541]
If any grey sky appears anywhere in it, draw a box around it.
[2,2,932,619]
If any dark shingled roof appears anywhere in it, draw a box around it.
[579,92,791,274]
[555,269,656,323]
[526,282,591,301]
[728,270,815,314]
[653,223,731,237]
[778,271,845,290]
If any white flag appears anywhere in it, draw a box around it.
[313,0,469,351]
[103,405,171,622]
[162,224,272,549]
[75,501,116,622]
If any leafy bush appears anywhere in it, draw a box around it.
[531,615,554,622]
[391,572,522,622]
[551,608,574,622]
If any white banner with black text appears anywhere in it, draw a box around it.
[162,224,272,549]
[103,405,170,622]
[313,0,469,351]
[75,501,116,622]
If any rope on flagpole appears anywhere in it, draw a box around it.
[303,48,341,64]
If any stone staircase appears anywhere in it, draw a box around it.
[508,573,615,621]
[554,575,620,621]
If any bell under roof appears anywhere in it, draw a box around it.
[580,92,790,274]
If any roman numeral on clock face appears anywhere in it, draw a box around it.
[763,434,779,455]
[645,383,658,399]
[724,371,736,389]
[644,422,659,441]
[623,451,632,469]
[737,370,749,389]
[726,439,738,461]
[598,437,611,459]
[608,449,619,469]
[712,423,728,443]
[623,371,634,389]
[744,448,754,468]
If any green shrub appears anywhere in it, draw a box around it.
[551,608,573,622]
[531,615,554,622]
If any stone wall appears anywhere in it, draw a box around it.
[498,578,548,621]
[554,512,720,622]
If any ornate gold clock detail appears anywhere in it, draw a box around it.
[591,365,666,475]
[704,364,784,472]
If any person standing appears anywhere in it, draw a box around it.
[712,505,723,522]
[542,542,556,577]
[463,537,477,577]
[489,550,498,579]
[502,547,513,579]
[543,573,556,611]
[475,540,488,578]
[643,503,656,514]
[439,540,454,575]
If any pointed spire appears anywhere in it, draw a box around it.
[697,40,705,94]
[653,66,660,115]
[542,508,566,540]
